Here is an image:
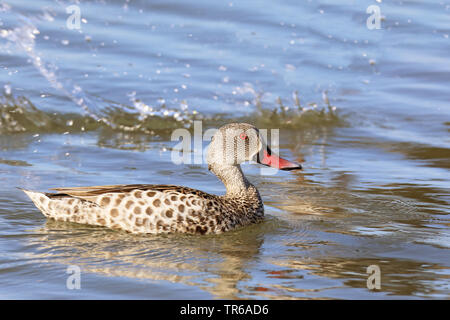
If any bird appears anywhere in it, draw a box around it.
[22,123,302,235]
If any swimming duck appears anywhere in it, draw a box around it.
[22,123,302,234]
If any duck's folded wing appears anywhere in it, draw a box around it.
[49,184,204,198]
[50,185,127,197]
[48,184,176,206]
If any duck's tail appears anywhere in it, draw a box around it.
[19,188,51,217]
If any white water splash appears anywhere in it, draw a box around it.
[0,3,112,126]
[0,2,197,130]
[127,91,189,122]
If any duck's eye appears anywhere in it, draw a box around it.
[239,133,248,140]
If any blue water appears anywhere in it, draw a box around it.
[0,0,449,299]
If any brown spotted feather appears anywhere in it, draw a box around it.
[22,184,264,235]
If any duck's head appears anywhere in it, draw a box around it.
[206,123,302,171]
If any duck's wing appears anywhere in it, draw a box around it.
[50,184,214,199]
[50,184,130,197]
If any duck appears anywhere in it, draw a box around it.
[22,123,302,235]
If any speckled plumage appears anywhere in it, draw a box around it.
[22,123,301,235]
[22,184,264,235]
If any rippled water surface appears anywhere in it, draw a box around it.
[0,0,449,299]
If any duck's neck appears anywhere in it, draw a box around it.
[209,163,253,198]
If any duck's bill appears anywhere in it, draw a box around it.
[257,149,302,171]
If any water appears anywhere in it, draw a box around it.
[0,0,449,299]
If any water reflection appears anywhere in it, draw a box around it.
[28,219,269,299]
[270,257,449,299]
